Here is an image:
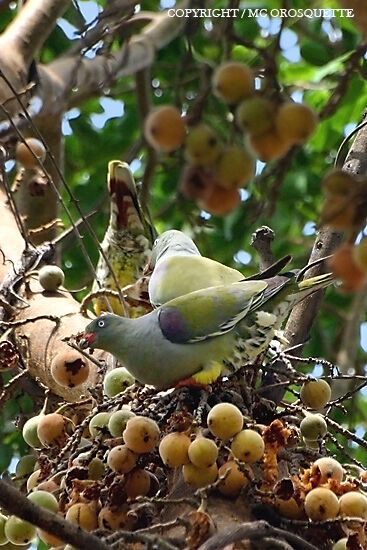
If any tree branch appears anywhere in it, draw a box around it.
[37,1,188,115]
[0,478,110,550]
[0,186,25,283]
[0,0,70,65]
[198,520,319,550]
[283,119,367,350]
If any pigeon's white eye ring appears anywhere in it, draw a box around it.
[98,319,105,328]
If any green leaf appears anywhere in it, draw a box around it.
[300,40,333,66]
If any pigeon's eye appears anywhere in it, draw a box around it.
[153,238,159,247]
[98,319,105,328]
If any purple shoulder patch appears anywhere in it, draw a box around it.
[158,307,190,343]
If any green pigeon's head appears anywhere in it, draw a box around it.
[148,230,201,270]
[79,313,121,351]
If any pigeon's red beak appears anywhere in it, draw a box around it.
[78,332,96,349]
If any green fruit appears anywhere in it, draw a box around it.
[27,491,58,513]
[216,146,254,189]
[22,416,43,449]
[0,514,8,545]
[15,456,37,479]
[88,457,106,480]
[304,438,319,450]
[236,96,274,136]
[185,125,221,166]
[103,368,135,397]
[4,517,36,546]
[300,414,327,441]
[38,265,65,291]
[26,470,41,493]
[300,379,331,410]
[88,412,111,438]
[108,409,136,438]
[332,538,347,550]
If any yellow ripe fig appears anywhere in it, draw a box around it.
[144,105,186,152]
[15,137,46,169]
[217,461,249,497]
[216,146,254,189]
[339,491,367,519]
[275,497,304,519]
[188,437,218,468]
[107,445,137,474]
[207,403,243,440]
[159,432,191,467]
[182,462,218,488]
[300,379,331,410]
[199,185,241,217]
[212,62,254,104]
[275,102,318,144]
[123,416,160,453]
[185,124,222,166]
[65,503,98,531]
[37,413,68,447]
[246,130,291,162]
[98,505,136,530]
[51,349,90,388]
[179,164,216,201]
[231,429,265,463]
[304,488,339,521]
[125,469,151,498]
[236,96,275,136]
